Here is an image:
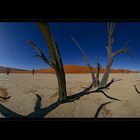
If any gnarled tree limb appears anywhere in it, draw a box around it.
[27,40,55,69]
[87,78,122,101]
[99,23,132,87]
[70,36,96,85]
[112,41,132,58]
[37,22,67,102]
[95,57,101,86]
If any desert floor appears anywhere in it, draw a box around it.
[0,73,140,118]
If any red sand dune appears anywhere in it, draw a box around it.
[35,65,136,74]
[0,65,136,74]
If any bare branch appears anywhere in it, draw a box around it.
[122,40,131,48]
[107,22,110,35]
[70,36,90,64]
[106,22,116,56]
[95,57,101,86]
[108,22,115,38]
[33,55,41,58]
[110,22,115,37]
[104,78,122,88]
[113,47,132,58]
[134,85,140,94]
[87,78,122,101]
[100,23,132,87]
[37,22,67,102]
[112,41,132,58]
[71,36,96,84]
[97,78,122,91]
[27,40,55,69]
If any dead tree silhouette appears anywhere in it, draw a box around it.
[0,22,124,118]
[95,57,101,86]
[121,69,124,75]
[6,68,11,75]
[28,22,67,102]
[71,36,97,87]
[71,23,132,88]
[99,23,132,87]
[32,68,35,76]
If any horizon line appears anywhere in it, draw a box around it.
[0,64,138,72]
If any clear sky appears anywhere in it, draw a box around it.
[0,22,139,70]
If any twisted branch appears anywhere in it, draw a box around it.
[70,36,96,85]
[27,41,55,69]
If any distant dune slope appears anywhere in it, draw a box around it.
[0,65,136,74]
[0,66,31,74]
[36,65,135,74]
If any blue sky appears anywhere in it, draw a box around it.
[0,22,139,70]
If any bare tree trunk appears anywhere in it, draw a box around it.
[56,70,67,101]
[99,57,113,87]
[32,68,35,76]
[28,22,67,102]
[99,22,131,87]
[37,22,67,102]
[6,67,10,75]
[88,65,96,85]
[95,57,101,86]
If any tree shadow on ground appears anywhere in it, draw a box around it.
[94,101,113,118]
[0,84,93,118]
[0,80,121,118]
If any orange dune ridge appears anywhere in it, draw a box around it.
[35,65,136,74]
[0,65,137,74]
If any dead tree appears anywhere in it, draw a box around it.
[0,79,120,118]
[71,36,98,87]
[32,68,35,76]
[95,57,101,86]
[28,22,67,102]
[99,22,131,87]
[121,69,124,75]
[6,67,11,75]
[71,23,130,89]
